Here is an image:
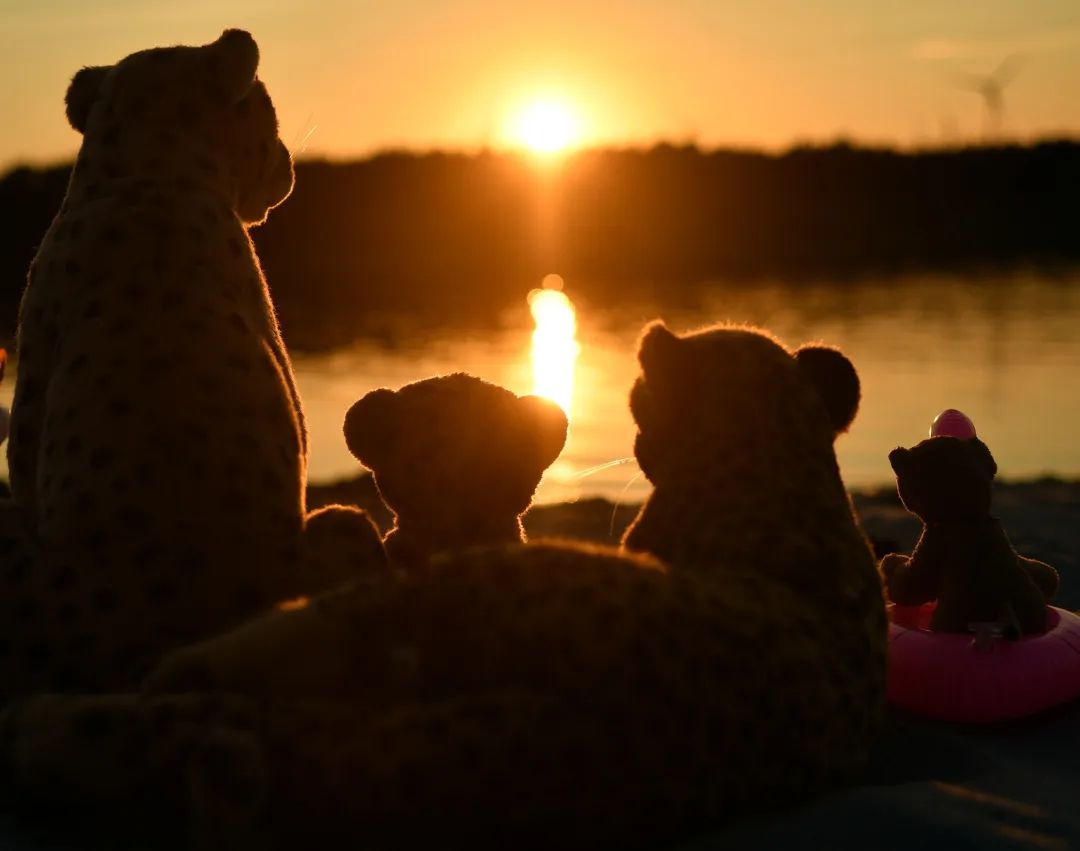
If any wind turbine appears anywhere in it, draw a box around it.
[950,55,1023,142]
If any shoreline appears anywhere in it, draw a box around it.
[309,473,1080,611]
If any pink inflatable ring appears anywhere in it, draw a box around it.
[887,602,1080,723]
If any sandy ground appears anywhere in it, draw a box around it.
[1,475,1076,849]
[309,473,1080,611]
[310,474,1080,851]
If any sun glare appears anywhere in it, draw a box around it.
[529,275,579,416]
[511,100,580,155]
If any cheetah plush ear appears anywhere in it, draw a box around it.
[343,388,398,471]
[517,395,569,471]
[211,29,260,102]
[637,320,681,374]
[795,346,860,435]
[65,66,109,134]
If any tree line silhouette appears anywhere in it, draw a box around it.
[1,140,1077,350]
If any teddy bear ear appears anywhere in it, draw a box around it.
[794,346,860,435]
[888,447,911,476]
[517,395,568,471]
[967,437,998,477]
[209,29,260,102]
[343,388,398,471]
[637,320,681,374]
[65,66,110,134]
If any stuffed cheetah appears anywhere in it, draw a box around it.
[344,373,568,565]
[4,322,887,849]
[0,30,384,698]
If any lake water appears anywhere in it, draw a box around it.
[289,269,1080,505]
[2,269,1078,506]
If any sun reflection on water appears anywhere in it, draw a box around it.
[528,275,579,417]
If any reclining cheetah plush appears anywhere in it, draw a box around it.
[3,322,887,849]
[880,435,1058,637]
[0,30,384,697]
[343,373,568,565]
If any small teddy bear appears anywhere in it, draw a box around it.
[880,434,1059,638]
[343,373,568,565]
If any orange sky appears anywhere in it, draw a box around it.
[2,0,1079,168]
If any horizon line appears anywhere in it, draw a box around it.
[4,133,1079,175]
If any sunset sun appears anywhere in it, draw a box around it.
[509,99,581,155]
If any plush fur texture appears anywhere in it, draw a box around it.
[881,436,1058,637]
[344,373,568,565]
[2,322,887,849]
[0,31,384,697]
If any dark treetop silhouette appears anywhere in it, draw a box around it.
[1,140,1078,350]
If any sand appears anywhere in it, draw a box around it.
[309,473,1080,610]
[1,475,1076,849]
[309,474,1080,850]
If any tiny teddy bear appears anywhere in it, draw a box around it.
[880,435,1059,638]
[343,373,568,565]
